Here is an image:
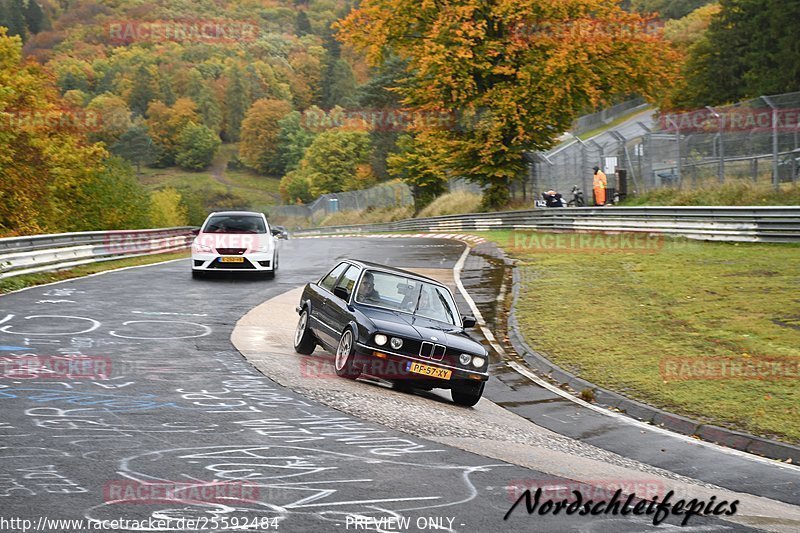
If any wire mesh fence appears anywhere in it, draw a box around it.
[529,91,800,204]
[267,180,414,223]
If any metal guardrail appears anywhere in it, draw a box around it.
[0,227,195,280]
[293,207,800,243]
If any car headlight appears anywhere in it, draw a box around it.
[193,241,213,253]
[459,353,472,365]
[390,337,403,349]
[374,334,388,346]
[472,356,486,368]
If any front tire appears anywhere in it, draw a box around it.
[293,309,316,355]
[264,252,278,279]
[451,381,485,407]
[191,270,204,279]
[334,328,361,379]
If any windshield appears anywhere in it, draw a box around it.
[355,270,460,326]
[203,215,266,234]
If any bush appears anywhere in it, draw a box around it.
[279,170,314,204]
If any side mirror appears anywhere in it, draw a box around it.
[333,286,350,302]
[270,228,280,236]
[462,316,477,328]
[191,228,201,236]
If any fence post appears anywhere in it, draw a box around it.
[665,115,682,187]
[706,106,724,183]
[762,95,779,189]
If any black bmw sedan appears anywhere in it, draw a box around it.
[293,259,489,406]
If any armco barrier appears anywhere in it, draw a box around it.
[0,227,195,280]
[292,206,800,243]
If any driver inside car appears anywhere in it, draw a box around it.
[357,272,381,303]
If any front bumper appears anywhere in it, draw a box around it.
[192,251,274,271]
[354,342,488,384]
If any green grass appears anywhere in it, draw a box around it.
[139,167,228,193]
[318,206,415,227]
[138,143,281,207]
[478,229,800,444]
[0,251,189,295]
[417,191,483,218]
[224,168,281,195]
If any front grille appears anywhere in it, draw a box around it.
[209,258,256,270]
[419,341,446,361]
[216,248,246,255]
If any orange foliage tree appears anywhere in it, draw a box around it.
[0,28,107,235]
[337,0,681,208]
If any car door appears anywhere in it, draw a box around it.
[310,262,350,347]
[322,264,361,345]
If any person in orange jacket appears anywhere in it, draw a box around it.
[593,166,607,206]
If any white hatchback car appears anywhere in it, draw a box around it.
[191,211,279,279]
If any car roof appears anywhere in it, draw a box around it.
[208,211,265,217]
[343,259,444,287]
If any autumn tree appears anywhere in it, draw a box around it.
[65,157,151,231]
[388,133,450,211]
[112,123,157,173]
[337,0,680,208]
[223,63,250,142]
[292,129,373,197]
[86,92,132,144]
[279,170,314,204]
[239,98,293,174]
[272,110,315,175]
[175,122,220,171]
[186,68,222,133]
[128,64,158,117]
[0,28,106,234]
[145,98,200,167]
[149,187,189,228]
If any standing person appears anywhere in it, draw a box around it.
[593,166,607,206]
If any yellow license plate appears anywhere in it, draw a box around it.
[220,257,244,263]
[408,362,452,380]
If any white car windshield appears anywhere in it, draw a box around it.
[203,215,266,234]
[355,270,460,326]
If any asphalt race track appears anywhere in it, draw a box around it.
[0,237,795,532]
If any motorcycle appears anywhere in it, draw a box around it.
[541,190,566,208]
[567,185,585,207]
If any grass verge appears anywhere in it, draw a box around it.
[417,191,483,218]
[0,251,189,295]
[478,229,800,444]
[621,181,800,206]
[318,206,415,227]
